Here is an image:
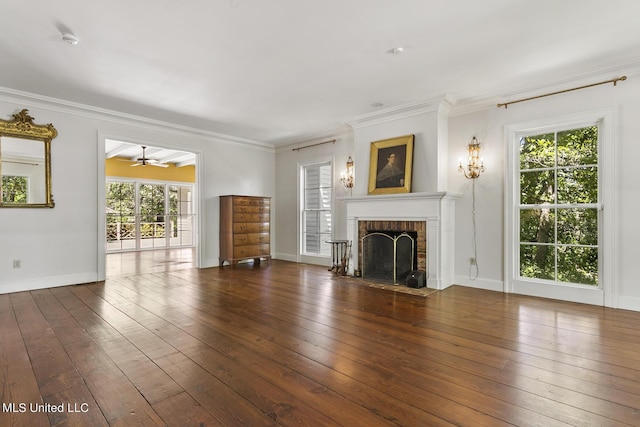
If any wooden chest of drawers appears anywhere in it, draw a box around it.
[219,195,271,266]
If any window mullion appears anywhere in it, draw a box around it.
[135,182,141,249]
[517,125,600,286]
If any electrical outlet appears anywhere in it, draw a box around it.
[469,257,476,265]
[13,259,22,269]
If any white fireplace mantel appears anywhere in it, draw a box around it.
[341,192,459,290]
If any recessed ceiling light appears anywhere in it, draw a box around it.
[389,47,404,55]
[62,33,79,45]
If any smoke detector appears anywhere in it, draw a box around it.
[62,33,79,45]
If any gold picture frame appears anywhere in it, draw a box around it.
[368,134,414,194]
[0,109,57,208]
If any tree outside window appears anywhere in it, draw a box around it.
[1,175,28,203]
[518,126,599,285]
[106,180,193,251]
[139,183,166,242]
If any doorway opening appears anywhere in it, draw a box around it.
[102,139,199,278]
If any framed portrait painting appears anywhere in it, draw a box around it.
[368,134,414,194]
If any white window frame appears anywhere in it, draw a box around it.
[298,158,334,265]
[504,108,616,306]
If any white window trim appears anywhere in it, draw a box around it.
[504,108,616,306]
[97,132,203,281]
[298,157,334,266]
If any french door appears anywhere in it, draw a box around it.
[106,180,194,252]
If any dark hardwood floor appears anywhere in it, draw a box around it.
[2,259,640,426]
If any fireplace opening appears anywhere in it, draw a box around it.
[362,230,417,284]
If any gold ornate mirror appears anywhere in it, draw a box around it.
[0,109,57,208]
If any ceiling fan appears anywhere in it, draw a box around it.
[131,146,168,168]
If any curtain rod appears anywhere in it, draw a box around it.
[497,76,627,109]
[292,139,336,151]
[5,159,39,166]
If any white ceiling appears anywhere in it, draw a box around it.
[105,139,196,167]
[2,1,640,146]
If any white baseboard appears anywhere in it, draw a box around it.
[201,257,219,268]
[453,276,640,313]
[453,276,505,292]
[275,252,298,262]
[0,272,100,295]
[616,295,640,312]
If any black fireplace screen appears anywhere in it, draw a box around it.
[362,231,417,284]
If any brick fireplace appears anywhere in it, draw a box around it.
[343,192,458,290]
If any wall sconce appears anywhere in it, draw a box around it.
[458,137,485,179]
[340,156,354,195]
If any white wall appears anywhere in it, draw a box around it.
[274,101,451,266]
[274,133,354,263]
[449,69,640,311]
[0,91,275,294]
[350,103,446,195]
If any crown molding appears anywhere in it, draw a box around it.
[0,86,275,153]
[347,95,454,130]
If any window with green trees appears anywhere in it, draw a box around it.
[139,183,166,247]
[106,182,136,250]
[1,175,28,203]
[168,185,193,246]
[106,180,193,251]
[518,126,599,285]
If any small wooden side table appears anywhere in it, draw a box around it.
[326,240,351,276]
